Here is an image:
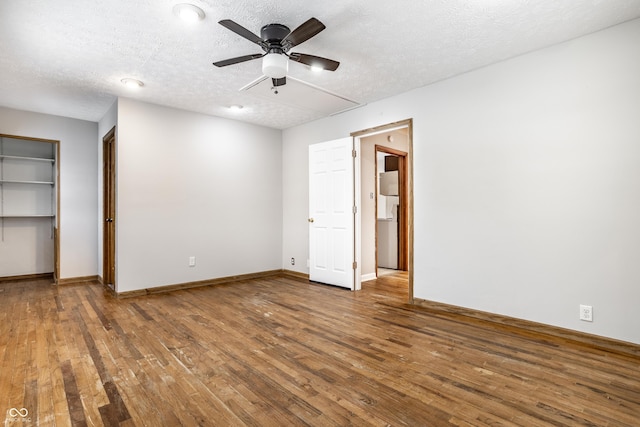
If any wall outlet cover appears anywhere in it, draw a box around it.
[579,304,593,322]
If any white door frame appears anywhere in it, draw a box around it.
[354,137,362,290]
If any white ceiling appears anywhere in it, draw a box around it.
[1,0,639,130]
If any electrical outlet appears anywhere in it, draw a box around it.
[189,256,196,267]
[579,304,593,322]
[290,257,295,265]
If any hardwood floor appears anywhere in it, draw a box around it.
[1,273,639,426]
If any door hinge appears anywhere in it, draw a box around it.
[352,149,357,158]
[353,206,357,214]
[352,261,357,269]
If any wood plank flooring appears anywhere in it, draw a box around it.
[1,273,639,426]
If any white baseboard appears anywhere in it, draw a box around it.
[361,273,377,282]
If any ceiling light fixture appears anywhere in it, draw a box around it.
[121,78,144,89]
[173,3,205,22]
[229,105,244,111]
[310,65,324,73]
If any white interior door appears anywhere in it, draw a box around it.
[309,137,355,289]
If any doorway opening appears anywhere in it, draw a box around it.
[352,119,413,302]
[375,145,408,274]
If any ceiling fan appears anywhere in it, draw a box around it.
[212,17,340,88]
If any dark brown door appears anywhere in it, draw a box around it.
[103,127,116,290]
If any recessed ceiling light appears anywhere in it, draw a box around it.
[121,78,144,89]
[229,105,244,111]
[173,3,205,23]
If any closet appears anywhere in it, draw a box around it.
[0,135,58,279]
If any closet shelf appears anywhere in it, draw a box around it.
[0,179,55,185]
[0,214,55,218]
[0,154,55,163]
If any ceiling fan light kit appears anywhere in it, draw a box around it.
[262,53,289,78]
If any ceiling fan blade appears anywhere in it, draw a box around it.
[282,18,325,48]
[218,19,264,46]
[288,53,340,71]
[272,77,286,87]
[213,53,264,67]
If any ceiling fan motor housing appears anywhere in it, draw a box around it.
[261,24,291,47]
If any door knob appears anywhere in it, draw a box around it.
[308,218,314,223]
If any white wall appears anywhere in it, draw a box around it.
[115,99,282,292]
[282,19,640,344]
[0,107,98,279]
[360,135,377,278]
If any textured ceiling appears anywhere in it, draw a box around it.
[1,0,640,129]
